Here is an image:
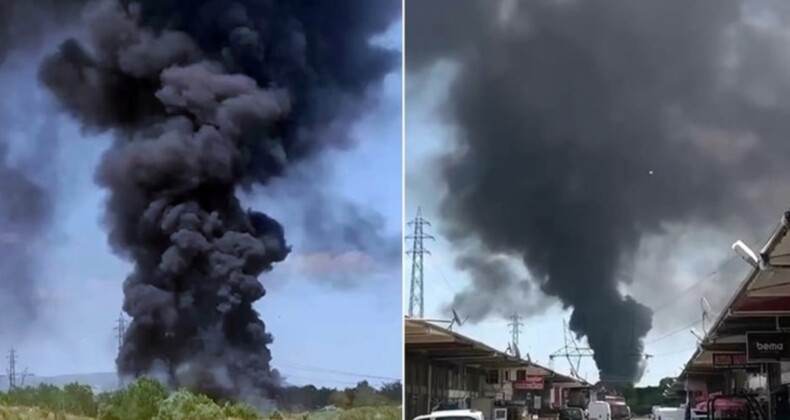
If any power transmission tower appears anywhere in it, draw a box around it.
[508,312,523,348]
[406,207,433,318]
[550,320,595,381]
[7,348,16,389]
[507,312,524,359]
[114,313,126,351]
[114,313,127,388]
[5,348,29,389]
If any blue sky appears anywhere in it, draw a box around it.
[0,19,402,389]
[404,62,757,387]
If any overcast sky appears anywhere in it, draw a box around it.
[0,18,402,390]
[404,62,763,387]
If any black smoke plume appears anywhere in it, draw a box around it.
[0,0,87,64]
[40,0,397,404]
[444,254,550,323]
[407,0,790,383]
[259,170,402,288]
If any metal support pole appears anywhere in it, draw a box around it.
[427,364,433,413]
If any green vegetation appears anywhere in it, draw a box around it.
[618,377,683,416]
[0,378,402,420]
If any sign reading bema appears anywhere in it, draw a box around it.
[746,332,790,362]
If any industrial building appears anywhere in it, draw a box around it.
[405,318,589,419]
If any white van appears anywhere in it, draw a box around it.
[651,407,683,420]
[413,409,486,420]
[587,401,631,420]
[588,401,610,420]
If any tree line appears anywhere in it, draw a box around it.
[0,377,402,419]
[278,380,401,412]
[617,377,683,415]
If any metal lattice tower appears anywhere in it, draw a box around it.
[114,313,126,352]
[114,313,127,388]
[407,207,433,318]
[508,312,524,350]
[5,348,29,388]
[6,348,16,389]
[549,320,595,380]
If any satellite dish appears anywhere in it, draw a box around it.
[448,308,469,330]
[513,342,522,360]
[700,297,712,315]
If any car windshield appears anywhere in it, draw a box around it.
[611,404,629,418]
[433,402,461,411]
[435,416,476,420]
[560,408,584,419]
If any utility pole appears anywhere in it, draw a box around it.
[114,313,127,388]
[7,348,16,389]
[406,207,433,318]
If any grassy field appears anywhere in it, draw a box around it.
[286,406,401,419]
[0,405,402,420]
[0,405,95,419]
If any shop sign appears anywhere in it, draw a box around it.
[712,353,757,369]
[513,375,544,390]
[746,331,790,362]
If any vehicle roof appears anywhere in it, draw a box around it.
[422,409,483,418]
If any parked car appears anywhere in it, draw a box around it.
[559,407,585,420]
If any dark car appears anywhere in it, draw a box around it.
[560,407,585,420]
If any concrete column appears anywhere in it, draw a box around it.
[769,363,782,420]
[733,370,747,392]
[770,363,782,390]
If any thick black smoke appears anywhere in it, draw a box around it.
[300,194,401,266]
[0,0,87,64]
[259,169,402,288]
[444,254,550,323]
[40,0,397,404]
[407,0,790,383]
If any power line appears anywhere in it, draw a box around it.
[651,255,737,315]
[274,360,399,382]
[650,221,778,317]
[644,224,782,354]
[646,319,702,345]
[407,207,433,318]
[279,373,373,387]
[651,347,697,357]
[427,263,457,295]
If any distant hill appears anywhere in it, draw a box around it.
[0,372,119,393]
